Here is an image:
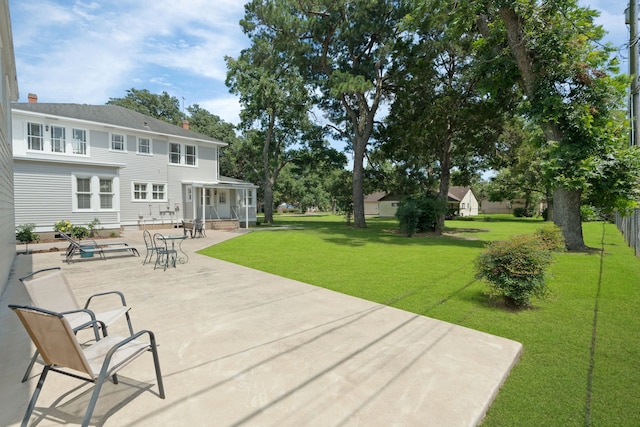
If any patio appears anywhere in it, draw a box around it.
[1,229,522,426]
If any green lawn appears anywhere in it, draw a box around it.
[198,214,640,426]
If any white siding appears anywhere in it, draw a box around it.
[1,0,18,295]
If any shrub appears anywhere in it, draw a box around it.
[513,207,534,218]
[475,234,553,308]
[580,205,602,222]
[54,219,73,233]
[88,218,102,237]
[396,199,421,237]
[396,192,447,236]
[534,224,566,252]
[16,223,39,244]
[71,225,89,240]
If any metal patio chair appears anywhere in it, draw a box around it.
[153,233,177,271]
[142,229,157,265]
[18,267,134,382]
[193,218,206,238]
[9,305,164,427]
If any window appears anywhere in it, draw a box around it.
[246,189,253,206]
[138,137,151,154]
[111,133,125,151]
[51,126,66,153]
[27,122,44,151]
[72,129,87,155]
[205,189,212,205]
[169,143,181,164]
[152,184,165,200]
[185,144,196,165]
[133,183,148,200]
[461,203,466,209]
[76,177,91,209]
[99,179,113,209]
[133,182,166,202]
[218,191,226,204]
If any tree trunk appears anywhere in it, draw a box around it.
[436,133,453,234]
[500,5,586,250]
[552,187,587,251]
[352,137,367,228]
[263,178,274,224]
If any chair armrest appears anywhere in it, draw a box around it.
[59,308,104,340]
[83,290,127,308]
[100,330,159,376]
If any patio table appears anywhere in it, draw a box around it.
[159,234,188,264]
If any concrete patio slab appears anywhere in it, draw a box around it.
[1,229,522,426]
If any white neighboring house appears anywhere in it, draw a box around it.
[448,186,479,217]
[12,99,258,234]
[1,0,19,294]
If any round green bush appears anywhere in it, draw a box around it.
[475,234,553,308]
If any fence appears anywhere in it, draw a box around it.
[615,208,640,257]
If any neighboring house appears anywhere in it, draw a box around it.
[364,192,402,218]
[12,99,258,235]
[479,198,526,215]
[1,0,19,295]
[448,186,478,217]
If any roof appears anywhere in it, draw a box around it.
[12,103,226,146]
[364,192,387,203]
[448,186,472,202]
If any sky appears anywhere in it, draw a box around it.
[6,0,633,128]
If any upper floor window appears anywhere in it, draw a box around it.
[27,122,44,151]
[100,179,114,209]
[169,142,197,165]
[185,144,196,165]
[169,143,181,164]
[51,126,66,153]
[137,137,151,154]
[111,133,125,151]
[72,128,87,155]
[76,177,92,209]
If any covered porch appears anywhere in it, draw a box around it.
[182,177,258,229]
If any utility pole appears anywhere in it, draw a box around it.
[628,0,639,146]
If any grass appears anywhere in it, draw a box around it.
[198,214,640,426]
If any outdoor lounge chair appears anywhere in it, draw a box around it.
[18,267,134,382]
[58,231,139,263]
[9,305,164,427]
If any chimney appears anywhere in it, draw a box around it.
[182,120,190,130]
[28,93,38,103]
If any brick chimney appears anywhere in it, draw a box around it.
[182,120,190,130]
[28,93,38,103]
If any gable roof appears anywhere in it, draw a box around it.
[364,192,387,203]
[12,103,226,146]
[448,186,473,202]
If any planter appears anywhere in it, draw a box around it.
[80,245,94,258]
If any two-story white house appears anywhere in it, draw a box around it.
[12,97,257,235]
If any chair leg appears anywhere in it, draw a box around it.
[125,311,134,336]
[22,349,39,383]
[148,333,165,399]
[22,367,49,427]
[81,375,107,427]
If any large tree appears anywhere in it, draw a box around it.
[383,0,511,232]
[226,30,318,223]
[240,0,407,228]
[492,1,638,250]
[107,88,184,126]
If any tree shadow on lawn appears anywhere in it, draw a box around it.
[321,228,488,250]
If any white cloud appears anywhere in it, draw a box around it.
[199,96,242,125]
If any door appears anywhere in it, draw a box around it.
[217,189,230,218]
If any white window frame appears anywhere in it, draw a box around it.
[111,133,126,152]
[27,122,44,151]
[132,182,167,202]
[50,125,66,153]
[185,144,197,165]
[137,137,152,155]
[152,184,165,201]
[169,143,181,164]
[99,178,114,209]
[72,128,88,155]
[72,174,119,212]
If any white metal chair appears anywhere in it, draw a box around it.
[9,304,165,427]
[18,267,134,382]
